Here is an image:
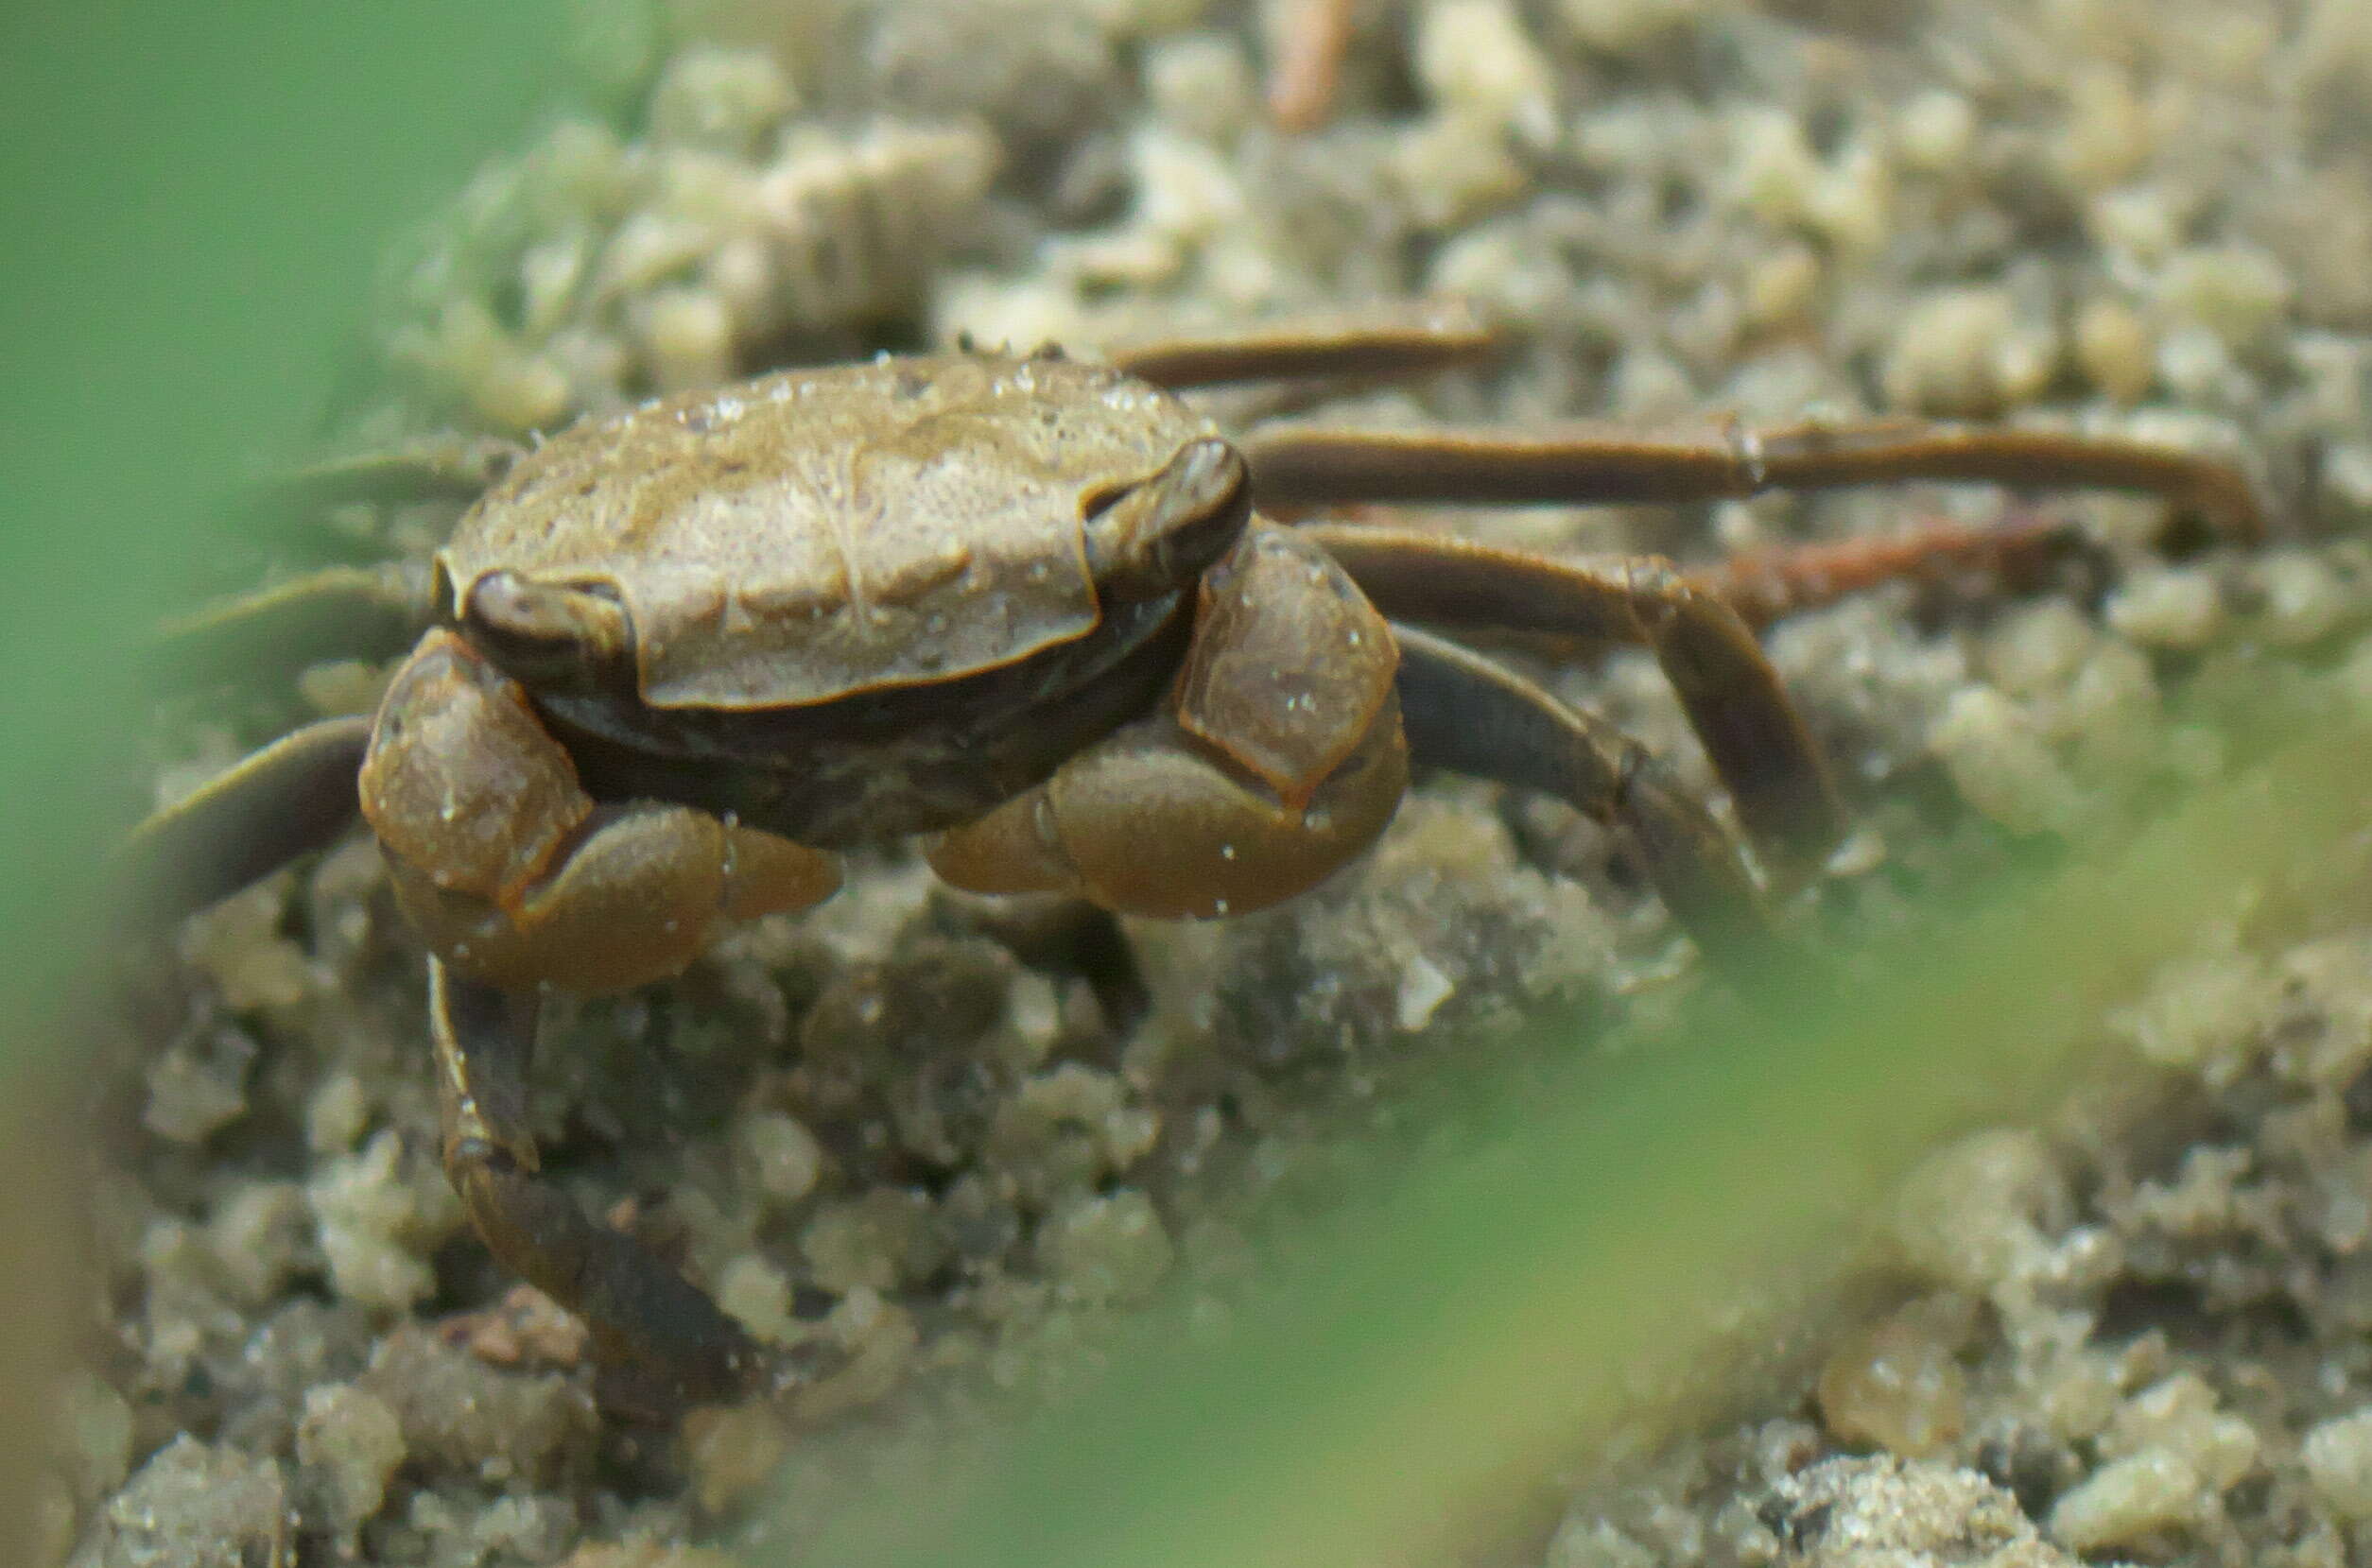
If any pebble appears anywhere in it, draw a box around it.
[2302,1406,2372,1520]
[2073,296,2156,404]
[305,1129,463,1311]
[801,1188,944,1294]
[735,1109,824,1207]
[1888,1129,2067,1293]
[2047,1450,2202,1553]
[1816,1302,1969,1457]
[2105,564,2225,650]
[1927,686,2086,836]
[1039,1189,1176,1303]
[2155,243,2294,353]
[295,1382,407,1535]
[77,1439,289,1568]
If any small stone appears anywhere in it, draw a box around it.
[1889,1129,2067,1293]
[80,1438,288,1568]
[648,44,794,156]
[716,1252,803,1348]
[179,878,308,1014]
[1742,242,1821,331]
[1039,1189,1174,1304]
[683,1402,792,1516]
[1142,33,1255,146]
[1894,90,1975,174]
[1728,107,1822,231]
[1415,0,1558,150]
[358,1322,597,1489]
[2102,1373,2258,1492]
[2301,1406,2372,1520]
[1558,0,1709,55]
[1883,286,2052,419]
[142,1025,258,1145]
[1760,1456,2074,1566]
[2088,184,2178,266]
[2155,324,2238,403]
[304,1070,370,1156]
[2247,548,2352,646]
[2108,935,2275,1076]
[296,1382,407,1534]
[2155,243,2294,353]
[468,347,573,435]
[2105,565,2225,650]
[2055,65,2150,192]
[307,1129,463,1310]
[801,1188,944,1294]
[2047,1450,2203,1553]
[206,1180,311,1307]
[736,1110,824,1207]
[634,284,736,393]
[1983,601,2097,698]
[1816,1301,1969,1457]
[2073,297,2156,404]
[1391,115,1528,233]
[1396,952,1457,1031]
[793,1288,920,1423]
[441,1284,592,1371]
[1928,686,2085,836]
[297,658,389,718]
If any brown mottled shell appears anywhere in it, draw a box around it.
[439,354,1216,709]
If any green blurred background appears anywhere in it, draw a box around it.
[0,1,559,1545]
[0,1,560,1024]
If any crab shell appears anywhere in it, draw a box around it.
[437,354,1218,710]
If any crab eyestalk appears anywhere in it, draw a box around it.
[1080,437,1252,603]
[459,571,635,694]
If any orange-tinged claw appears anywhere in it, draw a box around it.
[360,629,593,905]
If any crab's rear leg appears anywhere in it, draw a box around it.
[1304,526,1845,884]
[429,960,760,1415]
[1694,508,2082,630]
[1390,627,1790,985]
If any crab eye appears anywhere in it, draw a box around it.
[460,572,631,686]
[1082,437,1251,601]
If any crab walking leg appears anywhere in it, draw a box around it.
[149,560,436,689]
[1106,305,1500,392]
[1692,509,2079,631]
[1304,525,1845,878]
[929,525,1409,918]
[264,434,523,515]
[1242,419,2268,539]
[428,959,761,1411]
[116,715,373,924]
[1390,626,1789,983]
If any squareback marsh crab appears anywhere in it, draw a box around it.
[125,312,2266,1412]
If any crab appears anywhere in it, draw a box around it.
[123,312,2265,1413]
